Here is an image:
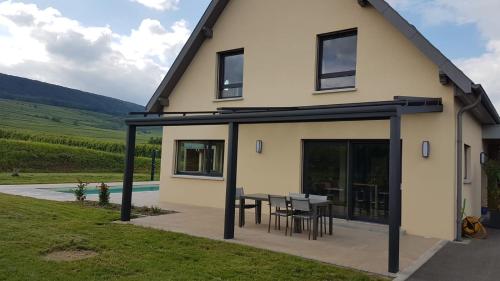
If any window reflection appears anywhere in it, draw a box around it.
[219,50,244,99]
[176,141,224,177]
[318,30,358,90]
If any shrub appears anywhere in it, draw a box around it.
[11,168,20,177]
[149,205,163,215]
[148,137,162,145]
[97,182,110,206]
[74,180,88,202]
[485,160,500,210]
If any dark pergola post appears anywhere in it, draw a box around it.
[388,114,402,273]
[224,122,239,239]
[151,150,157,181]
[121,125,137,221]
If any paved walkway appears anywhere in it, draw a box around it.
[408,229,500,281]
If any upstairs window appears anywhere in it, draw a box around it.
[218,49,244,99]
[317,29,358,91]
[175,140,224,177]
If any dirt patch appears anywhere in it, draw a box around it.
[71,201,177,217]
[43,250,98,262]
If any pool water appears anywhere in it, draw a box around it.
[47,184,159,195]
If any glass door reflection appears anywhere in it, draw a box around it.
[303,141,348,218]
[350,142,389,224]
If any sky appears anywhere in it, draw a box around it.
[0,0,499,109]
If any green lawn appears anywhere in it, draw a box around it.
[0,194,385,281]
[0,173,155,185]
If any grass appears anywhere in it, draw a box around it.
[0,173,156,185]
[0,98,161,143]
[0,193,385,281]
[0,139,159,173]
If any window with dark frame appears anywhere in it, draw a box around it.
[464,144,471,181]
[218,49,244,99]
[175,140,225,177]
[317,29,358,91]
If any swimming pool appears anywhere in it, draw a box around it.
[46,184,159,195]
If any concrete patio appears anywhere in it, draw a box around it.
[130,201,445,277]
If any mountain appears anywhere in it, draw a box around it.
[0,98,160,143]
[0,73,144,116]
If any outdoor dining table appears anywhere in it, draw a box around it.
[238,193,334,240]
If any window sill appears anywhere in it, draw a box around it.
[313,88,357,95]
[171,175,225,181]
[213,97,244,102]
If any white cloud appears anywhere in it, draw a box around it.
[132,0,180,11]
[388,0,500,110]
[0,0,190,105]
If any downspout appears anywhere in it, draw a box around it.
[456,87,482,241]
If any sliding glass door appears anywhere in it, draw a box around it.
[350,142,389,224]
[303,141,348,218]
[302,140,390,224]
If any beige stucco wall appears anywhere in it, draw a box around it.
[159,125,229,208]
[461,109,485,217]
[158,0,464,240]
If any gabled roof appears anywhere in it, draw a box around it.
[146,0,499,124]
[146,0,229,112]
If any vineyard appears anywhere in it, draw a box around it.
[0,99,163,178]
[0,129,161,158]
[0,139,159,173]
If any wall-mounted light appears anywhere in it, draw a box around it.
[422,141,430,158]
[480,152,488,165]
[256,140,263,154]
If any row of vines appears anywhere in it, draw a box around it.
[0,129,161,157]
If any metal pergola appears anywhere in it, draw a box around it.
[120,97,443,273]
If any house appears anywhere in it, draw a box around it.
[120,0,500,273]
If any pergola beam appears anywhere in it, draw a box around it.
[126,112,395,127]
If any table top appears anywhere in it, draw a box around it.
[241,193,332,206]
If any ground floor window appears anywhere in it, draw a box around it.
[175,140,224,177]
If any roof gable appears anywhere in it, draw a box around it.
[146,0,499,124]
[146,0,229,112]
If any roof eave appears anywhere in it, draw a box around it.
[474,84,500,124]
[365,0,499,124]
[146,0,229,112]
